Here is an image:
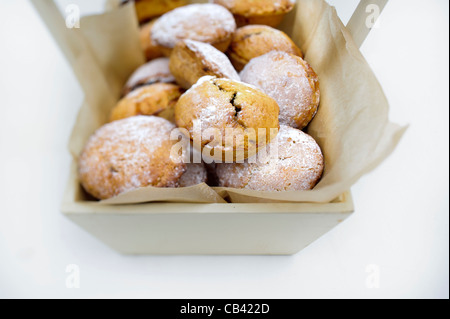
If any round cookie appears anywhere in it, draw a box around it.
[110,83,183,123]
[227,25,303,71]
[212,0,295,27]
[140,19,164,61]
[170,39,240,89]
[240,51,320,130]
[78,116,186,200]
[123,58,175,96]
[121,0,189,24]
[216,125,324,191]
[175,76,280,162]
[151,3,236,56]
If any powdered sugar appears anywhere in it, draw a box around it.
[192,83,233,131]
[79,116,185,199]
[216,77,262,93]
[152,4,236,48]
[125,58,174,93]
[184,40,240,81]
[240,51,319,129]
[180,76,269,137]
[191,75,216,90]
[216,125,324,191]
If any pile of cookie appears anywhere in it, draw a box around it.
[79,0,324,200]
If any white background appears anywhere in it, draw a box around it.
[0,0,448,299]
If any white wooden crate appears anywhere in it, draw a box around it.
[32,0,388,255]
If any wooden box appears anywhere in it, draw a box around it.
[32,0,394,255]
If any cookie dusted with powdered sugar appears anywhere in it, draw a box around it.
[175,76,279,162]
[240,51,320,130]
[216,125,324,191]
[170,39,240,89]
[151,3,236,55]
[227,25,303,71]
[78,116,186,200]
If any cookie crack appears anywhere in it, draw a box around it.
[230,92,240,116]
[212,81,241,116]
[241,32,262,41]
[279,156,294,161]
[212,80,226,92]
[212,80,248,131]
[110,166,119,174]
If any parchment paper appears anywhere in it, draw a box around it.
[53,0,405,204]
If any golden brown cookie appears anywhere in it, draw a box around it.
[216,125,324,191]
[78,116,186,200]
[151,3,236,56]
[110,83,183,123]
[123,58,175,96]
[140,19,164,61]
[240,51,320,130]
[175,76,280,162]
[227,25,303,71]
[170,39,240,89]
[121,0,189,24]
[212,0,295,27]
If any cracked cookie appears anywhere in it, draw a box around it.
[216,125,324,191]
[227,25,303,71]
[169,39,240,89]
[174,76,280,162]
[110,83,183,123]
[151,3,236,56]
[78,116,186,200]
[240,51,320,130]
[212,0,295,27]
